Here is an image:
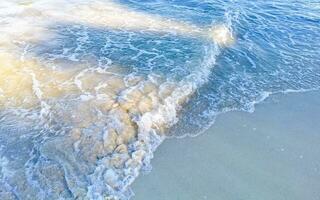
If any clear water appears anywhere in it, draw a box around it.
[0,0,319,199]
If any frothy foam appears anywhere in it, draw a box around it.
[0,46,218,199]
[0,0,234,46]
[209,25,235,46]
[0,1,222,199]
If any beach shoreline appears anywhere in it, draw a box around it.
[132,90,320,200]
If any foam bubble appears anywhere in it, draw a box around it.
[0,1,221,199]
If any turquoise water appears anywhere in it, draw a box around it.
[0,0,319,199]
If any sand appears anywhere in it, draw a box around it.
[132,90,320,200]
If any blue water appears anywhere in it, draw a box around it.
[0,0,319,199]
[165,0,320,136]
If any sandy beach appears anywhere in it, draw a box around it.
[132,91,320,200]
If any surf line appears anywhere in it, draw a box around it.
[25,0,235,46]
[0,1,235,199]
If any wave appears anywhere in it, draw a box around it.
[0,41,219,200]
[1,0,319,199]
[0,1,226,199]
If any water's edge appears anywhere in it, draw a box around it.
[132,89,320,200]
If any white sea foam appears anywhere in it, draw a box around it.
[0,1,226,199]
[0,0,234,46]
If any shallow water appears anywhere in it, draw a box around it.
[0,0,319,199]
[133,91,320,200]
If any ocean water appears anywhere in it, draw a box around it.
[0,0,319,199]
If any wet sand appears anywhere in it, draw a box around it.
[132,91,320,200]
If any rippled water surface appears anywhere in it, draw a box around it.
[0,0,319,199]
